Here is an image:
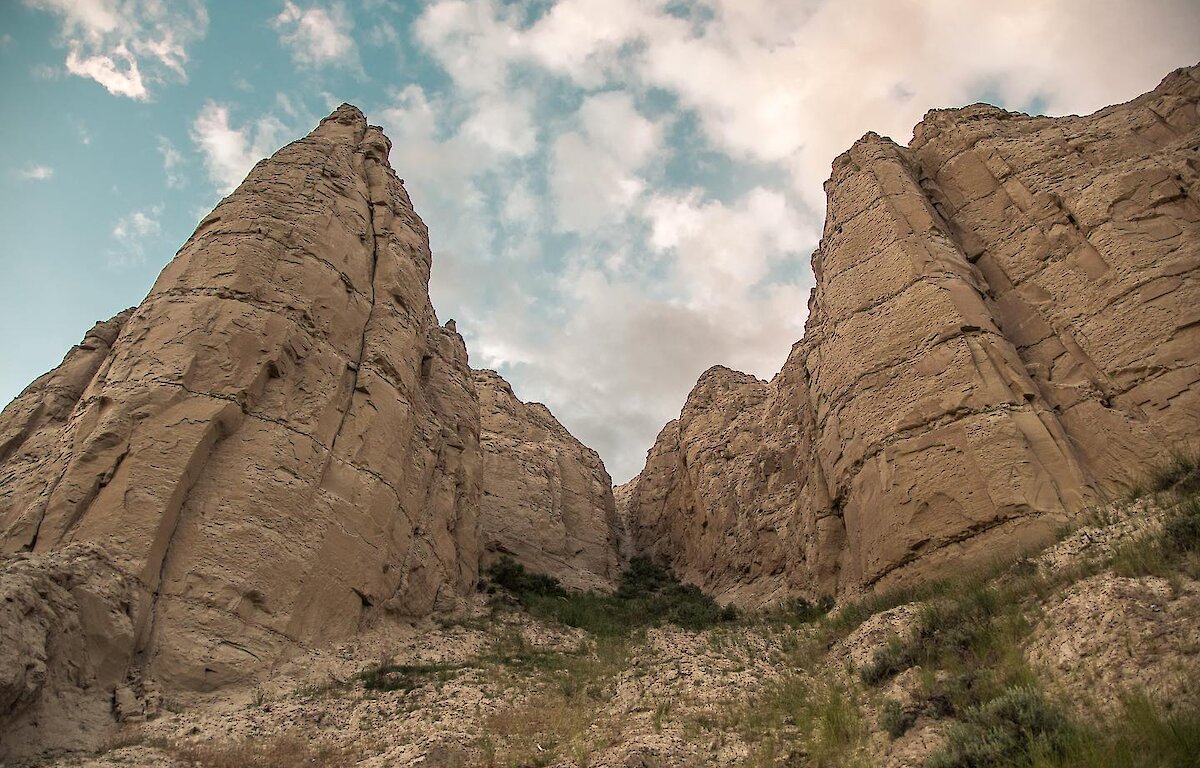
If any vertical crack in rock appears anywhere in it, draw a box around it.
[325,131,379,463]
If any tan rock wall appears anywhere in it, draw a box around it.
[475,369,622,591]
[0,544,136,760]
[627,64,1200,604]
[0,106,483,692]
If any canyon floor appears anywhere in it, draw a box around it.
[18,460,1200,768]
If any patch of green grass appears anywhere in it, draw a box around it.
[1163,495,1200,554]
[927,686,1074,768]
[859,576,1033,701]
[878,697,915,739]
[732,676,866,767]
[357,660,466,692]
[1042,694,1200,768]
[1111,491,1200,580]
[485,555,737,636]
[929,690,1200,768]
[481,629,576,674]
[1145,449,1200,496]
[806,578,964,658]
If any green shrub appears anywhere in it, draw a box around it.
[927,686,1073,768]
[787,595,836,623]
[487,555,735,635]
[879,698,915,739]
[358,661,463,692]
[616,556,676,598]
[486,555,566,597]
[1146,450,1200,496]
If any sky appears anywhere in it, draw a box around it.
[1,1,1198,483]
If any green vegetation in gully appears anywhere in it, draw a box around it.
[485,554,738,636]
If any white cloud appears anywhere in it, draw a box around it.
[17,165,54,181]
[26,0,208,100]
[549,92,664,232]
[506,0,1200,206]
[65,41,146,99]
[190,102,288,195]
[157,137,184,189]
[646,187,814,311]
[272,2,359,70]
[110,204,163,267]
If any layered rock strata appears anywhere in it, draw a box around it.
[475,369,622,591]
[626,65,1200,605]
[0,105,484,696]
[0,105,624,756]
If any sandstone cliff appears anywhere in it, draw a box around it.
[0,104,621,757]
[0,106,485,697]
[475,369,623,590]
[626,65,1200,605]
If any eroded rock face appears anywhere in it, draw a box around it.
[627,65,1200,604]
[0,105,483,695]
[0,104,624,756]
[0,544,136,760]
[475,369,622,591]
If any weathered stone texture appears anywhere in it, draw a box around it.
[0,105,483,694]
[627,65,1200,604]
[475,369,622,590]
[0,544,136,760]
[0,105,622,757]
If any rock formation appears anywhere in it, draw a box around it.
[475,369,622,591]
[0,545,137,756]
[625,65,1200,605]
[0,105,483,697]
[0,105,617,757]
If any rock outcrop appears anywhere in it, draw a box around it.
[475,369,622,591]
[0,104,621,756]
[0,545,136,759]
[0,105,483,696]
[626,65,1200,605]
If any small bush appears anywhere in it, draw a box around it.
[927,686,1073,768]
[358,661,463,692]
[486,555,566,597]
[879,697,915,739]
[788,595,836,623]
[861,636,915,686]
[1146,450,1200,496]
[487,555,735,635]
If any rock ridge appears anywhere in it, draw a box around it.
[0,105,619,757]
[475,369,623,591]
[624,63,1200,605]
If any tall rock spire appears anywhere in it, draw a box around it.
[0,104,482,691]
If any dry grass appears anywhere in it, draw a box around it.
[163,734,357,768]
